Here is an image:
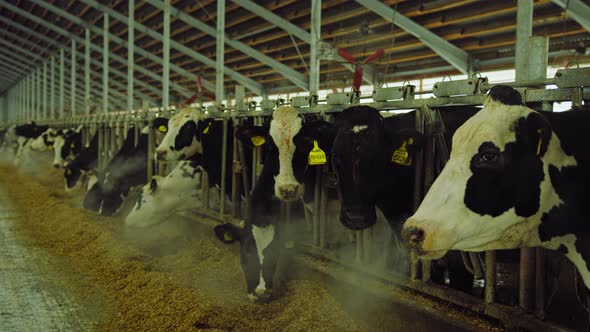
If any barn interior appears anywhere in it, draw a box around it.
[0,0,589,331]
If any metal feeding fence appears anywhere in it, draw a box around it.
[11,38,590,331]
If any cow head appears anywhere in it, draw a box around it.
[332,106,422,230]
[155,108,202,160]
[30,128,57,151]
[64,165,83,192]
[53,130,82,168]
[402,85,576,259]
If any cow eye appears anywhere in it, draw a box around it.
[481,152,497,162]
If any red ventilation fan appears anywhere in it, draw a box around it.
[337,48,384,92]
[183,76,215,107]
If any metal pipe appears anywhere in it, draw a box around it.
[128,0,135,112]
[238,139,251,202]
[215,0,225,104]
[103,13,109,114]
[515,0,533,82]
[60,49,64,118]
[162,0,170,108]
[410,102,425,281]
[147,119,155,181]
[71,39,77,116]
[220,118,229,216]
[309,0,321,94]
[313,167,321,246]
[85,29,91,115]
[485,250,497,304]
[231,121,240,218]
[319,165,328,249]
[535,247,546,319]
[43,62,47,119]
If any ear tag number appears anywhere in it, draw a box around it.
[223,232,233,242]
[158,125,167,133]
[203,124,210,134]
[251,136,266,147]
[392,139,412,166]
[536,129,542,156]
[308,140,327,165]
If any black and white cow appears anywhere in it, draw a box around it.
[83,127,148,216]
[331,105,479,292]
[30,128,58,151]
[52,129,83,168]
[125,156,202,227]
[218,106,336,302]
[64,133,99,193]
[13,122,49,165]
[402,85,590,289]
[155,108,202,161]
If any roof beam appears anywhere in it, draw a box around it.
[78,0,264,95]
[231,0,376,86]
[0,17,158,102]
[145,0,306,91]
[551,0,590,33]
[0,28,152,105]
[2,0,191,99]
[355,0,471,74]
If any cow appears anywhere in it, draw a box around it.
[64,133,99,193]
[217,106,336,302]
[13,122,49,166]
[83,127,148,216]
[155,108,202,161]
[52,129,83,168]
[30,128,58,151]
[331,105,479,293]
[402,85,590,289]
[125,156,202,227]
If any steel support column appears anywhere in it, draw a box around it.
[50,57,55,119]
[515,0,533,82]
[162,0,170,108]
[216,1,225,103]
[309,0,321,94]
[60,49,65,118]
[43,62,47,119]
[71,39,77,116]
[85,29,91,115]
[103,13,109,113]
[127,0,134,112]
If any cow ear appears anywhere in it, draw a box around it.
[236,125,269,148]
[515,111,552,157]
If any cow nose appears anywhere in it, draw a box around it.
[403,226,425,248]
[53,163,61,168]
[278,184,301,201]
[156,150,167,160]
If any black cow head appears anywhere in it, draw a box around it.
[332,106,422,230]
[155,109,202,160]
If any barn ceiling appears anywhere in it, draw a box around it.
[1,0,590,107]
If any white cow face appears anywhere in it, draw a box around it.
[155,109,202,161]
[269,106,304,201]
[402,89,577,260]
[125,160,201,227]
[30,129,57,151]
[52,133,66,168]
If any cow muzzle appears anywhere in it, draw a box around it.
[402,225,425,250]
[53,163,62,168]
[340,206,377,230]
[276,184,303,202]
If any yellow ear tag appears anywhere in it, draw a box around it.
[203,124,210,134]
[308,140,327,165]
[158,125,167,133]
[66,169,72,175]
[251,136,266,147]
[392,140,412,166]
[223,232,233,242]
[70,143,75,149]
[536,129,542,156]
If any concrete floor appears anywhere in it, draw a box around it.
[0,192,91,332]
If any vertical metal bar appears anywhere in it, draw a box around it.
[231,121,240,218]
[309,0,321,94]
[520,249,535,311]
[220,119,229,216]
[410,107,425,280]
[355,231,363,263]
[85,29,91,115]
[535,247,546,318]
[60,49,65,118]
[50,57,55,119]
[103,13,109,114]
[43,62,47,119]
[71,39,77,116]
[313,167,321,246]
[485,250,497,304]
[162,0,170,108]
[128,0,135,112]
[515,0,533,82]
[421,105,434,282]
[238,140,251,202]
[36,68,40,120]
[215,0,225,105]
[319,165,328,249]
